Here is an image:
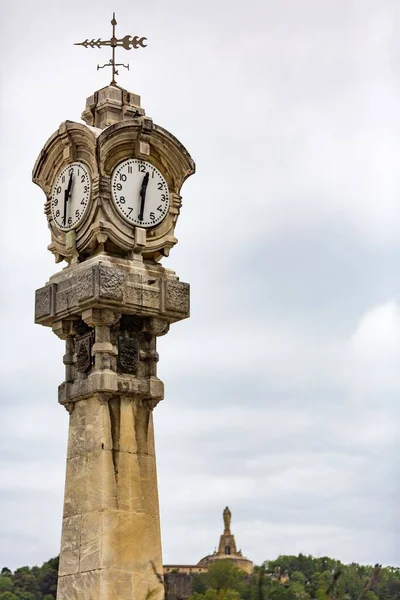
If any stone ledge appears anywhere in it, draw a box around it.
[59,375,164,406]
[35,258,190,327]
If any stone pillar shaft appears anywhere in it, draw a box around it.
[57,394,162,600]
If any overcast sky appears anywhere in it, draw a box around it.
[0,0,399,571]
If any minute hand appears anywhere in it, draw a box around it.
[138,172,150,222]
[63,172,74,226]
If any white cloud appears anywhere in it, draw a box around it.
[349,300,400,395]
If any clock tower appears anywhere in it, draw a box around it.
[33,20,195,600]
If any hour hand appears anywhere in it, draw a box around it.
[138,171,150,222]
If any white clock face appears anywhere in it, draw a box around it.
[111,159,170,228]
[51,162,91,231]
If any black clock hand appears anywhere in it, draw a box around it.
[138,172,150,222]
[63,172,74,226]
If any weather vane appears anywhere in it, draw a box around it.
[75,13,147,86]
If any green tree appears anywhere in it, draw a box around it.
[190,590,218,600]
[267,555,316,583]
[37,558,58,598]
[190,588,241,600]
[288,581,309,600]
[11,567,40,598]
[0,571,11,579]
[267,580,296,600]
[363,592,378,600]
[342,564,365,600]
[205,561,246,594]
[290,572,306,585]
[13,592,37,600]
[0,592,18,600]
[0,579,13,594]
[192,573,208,595]
[309,571,331,599]
[248,564,273,600]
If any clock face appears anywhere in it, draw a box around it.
[51,162,91,231]
[111,159,170,228]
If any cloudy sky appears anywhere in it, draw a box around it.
[0,0,399,571]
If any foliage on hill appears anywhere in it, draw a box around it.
[0,558,58,600]
[1,553,399,600]
[189,555,400,600]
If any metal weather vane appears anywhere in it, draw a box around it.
[75,13,147,86]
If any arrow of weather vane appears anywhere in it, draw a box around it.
[75,13,147,86]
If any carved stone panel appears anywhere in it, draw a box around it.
[142,288,160,310]
[75,332,93,374]
[35,285,54,320]
[126,285,142,306]
[118,335,139,374]
[165,281,190,314]
[99,264,124,300]
[77,269,95,302]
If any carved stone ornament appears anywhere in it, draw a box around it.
[32,87,195,263]
[118,335,139,374]
[75,332,93,373]
[35,286,54,320]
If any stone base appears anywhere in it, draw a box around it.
[58,568,163,600]
[56,395,164,600]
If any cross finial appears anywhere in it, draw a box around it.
[75,13,147,86]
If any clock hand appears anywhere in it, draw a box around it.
[63,172,74,226]
[138,171,150,222]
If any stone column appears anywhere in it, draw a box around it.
[35,255,190,600]
[55,309,165,600]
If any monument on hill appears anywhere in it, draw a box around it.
[197,507,253,574]
[164,507,253,576]
[33,15,195,600]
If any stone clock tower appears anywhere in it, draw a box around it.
[33,80,195,600]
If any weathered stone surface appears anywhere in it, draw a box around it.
[77,268,95,301]
[85,398,113,452]
[142,286,160,310]
[58,567,164,600]
[56,291,71,313]
[80,510,102,572]
[165,281,190,314]
[58,515,81,576]
[67,399,86,458]
[101,510,161,570]
[165,572,194,600]
[125,284,142,306]
[58,395,164,599]
[63,454,88,517]
[118,335,139,374]
[36,256,190,328]
[100,570,134,600]
[75,333,92,374]
[99,264,124,300]
[82,84,143,129]
[57,571,101,600]
[56,279,77,313]
[35,286,53,319]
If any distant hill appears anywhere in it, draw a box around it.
[0,554,399,600]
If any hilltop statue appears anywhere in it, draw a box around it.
[194,507,253,574]
[223,506,232,532]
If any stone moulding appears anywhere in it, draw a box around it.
[32,117,195,263]
[35,258,190,326]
